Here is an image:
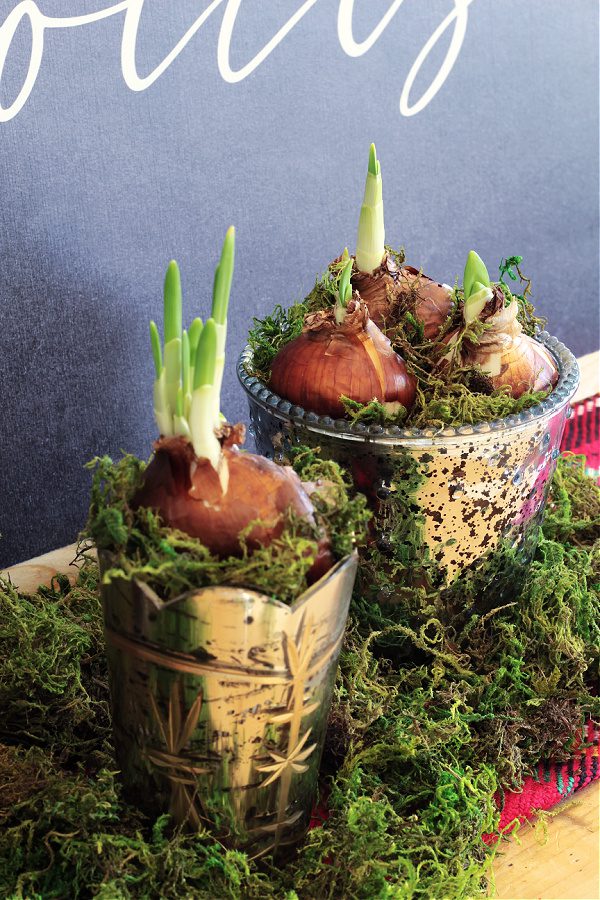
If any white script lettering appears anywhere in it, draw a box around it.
[0,0,475,123]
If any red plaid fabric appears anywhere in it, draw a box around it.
[561,394,600,479]
[484,720,599,842]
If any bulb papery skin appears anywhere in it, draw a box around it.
[399,265,454,340]
[131,429,334,579]
[269,297,416,419]
[350,256,452,339]
[448,287,559,399]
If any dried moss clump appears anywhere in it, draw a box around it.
[247,253,550,428]
[1,455,598,899]
[0,564,110,757]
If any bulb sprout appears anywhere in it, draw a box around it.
[368,142,378,176]
[463,250,491,301]
[211,226,235,326]
[194,318,217,389]
[164,260,182,344]
[356,143,385,274]
[339,259,353,307]
[150,321,162,377]
[188,317,203,357]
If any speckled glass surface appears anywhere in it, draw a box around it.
[238,333,579,590]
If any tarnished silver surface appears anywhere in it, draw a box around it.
[238,333,579,588]
[100,551,357,859]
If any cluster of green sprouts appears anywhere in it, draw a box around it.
[150,227,235,469]
[356,142,385,274]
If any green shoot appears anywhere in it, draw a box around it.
[211,226,235,326]
[150,321,162,377]
[339,259,353,306]
[211,226,236,428]
[356,142,385,274]
[174,387,191,438]
[463,251,491,301]
[368,141,379,176]
[470,280,487,295]
[335,259,354,325]
[163,260,183,413]
[182,330,191,397]
[164,260,182,343]
[153,368,171,436]
[463,250,493,324]
[190,318,221,470]
[188,317,203,397]
[188,317,203,358]
[194,318,217,390]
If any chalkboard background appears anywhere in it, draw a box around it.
[0,0,598,567]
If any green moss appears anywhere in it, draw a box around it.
[340,395,408,427]
[543,453,600,546]
[1,456,598,898]
[409,378,548,430]
[246,302,306,381]
[0,563,110,758]
[85,451,368,605]
[289,445,371,561]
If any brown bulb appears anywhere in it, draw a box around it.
[132,428,334,579]
[269,296,416,419]
[351,253,404,328]
[399,265,454,340]
[350,255,452,339]
[446,286,559,399]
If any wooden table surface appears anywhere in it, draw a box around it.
[2,545,599,900]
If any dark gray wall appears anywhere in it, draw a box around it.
[0,0,598,566]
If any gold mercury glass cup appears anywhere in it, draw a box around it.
[238,332,579,600]
[99,550,357,860]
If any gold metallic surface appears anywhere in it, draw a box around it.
[100,551,357,857]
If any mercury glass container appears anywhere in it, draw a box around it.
[238,333,578,595]
[99,551,357,859]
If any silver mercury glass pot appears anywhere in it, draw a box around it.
[238,332,579,600]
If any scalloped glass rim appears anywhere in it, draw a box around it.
[237,332,580,442]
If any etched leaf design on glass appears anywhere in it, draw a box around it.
[146,680,213,828]
[256,727,317,787]
[256,614,322,849]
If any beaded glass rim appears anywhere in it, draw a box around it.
[237,333,579,442]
